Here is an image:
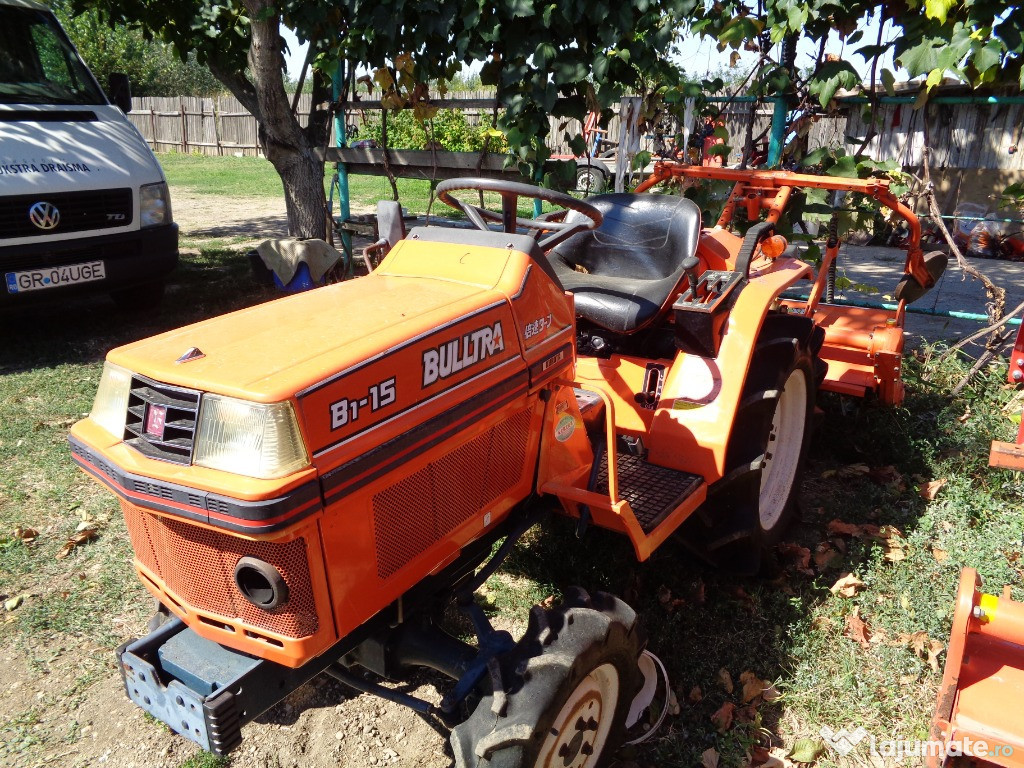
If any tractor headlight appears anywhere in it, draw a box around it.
[90,361,132,439]
[193,395,308,480]
[139,182,171,227]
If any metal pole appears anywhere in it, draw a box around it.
[767,97,787,168]
[782,292,1023,326]
[333,61,352,260]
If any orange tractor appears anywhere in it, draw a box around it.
[69,166,944,765]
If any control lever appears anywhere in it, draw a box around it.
[682,255,701,300]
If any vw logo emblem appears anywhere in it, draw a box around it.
[29,201,60,231]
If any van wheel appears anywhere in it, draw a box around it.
[112,281,165,312]
[683,313,823,574]
[451,589,644,768]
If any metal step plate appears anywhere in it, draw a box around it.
[596,452,703,534]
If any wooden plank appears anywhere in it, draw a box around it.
[321,147,524,180]
[336,98,498,110]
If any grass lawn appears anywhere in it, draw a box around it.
[158,151,438,215]
[1,171,1023,766]
[158,151,561,218]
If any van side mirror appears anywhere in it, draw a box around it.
[107,73,132,114]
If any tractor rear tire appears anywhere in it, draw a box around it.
[451,588,644,768]
[684,313,823,574]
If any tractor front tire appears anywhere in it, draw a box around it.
[685,313,823,573]
[451,588,644,768]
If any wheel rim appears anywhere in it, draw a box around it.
[537,662,620,768]
[577,170,601,192]
[759,368,808,530]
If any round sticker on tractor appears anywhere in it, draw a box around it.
[554,413,577,442]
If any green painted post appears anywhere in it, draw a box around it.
[332,61,352,260]
[767,96,787,168]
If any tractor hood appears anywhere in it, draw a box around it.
[108,273,513,404]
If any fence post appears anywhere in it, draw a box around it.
[179,97,188,153]
[148,107,157,151]
[213,97,222,156]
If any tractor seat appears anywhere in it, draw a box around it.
[547,194,701,333]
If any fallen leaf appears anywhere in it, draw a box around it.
[762,683,782,702]
[777,543,813,576]
[688,685,704,703]
[830,573,866,598]
[736,704,758,723]
[717,667,734,694]
[13,527,39,543]
[838,463,870,478]
[932,546,948,563]
[920,478,947,500]
[731,586,756,610]
[711,701,736,733]
[899,673,918,685]
[667,687,681,716]
[788,738,825,763]
[55,527,99,560]
[702,747,721,768]
[813,542,842,570]
[927,638,945,672]
[958,406,971,423]
[868,464,906,491]
[4,595,24,611]
[751,745,772,766]
[844,607,871,648]
[827,519,861,537]
[739,670,770,704]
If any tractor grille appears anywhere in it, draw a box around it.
[0,188,132,239]
[121,500,318,639]
[124,374,200,464]
[372,408,532,580]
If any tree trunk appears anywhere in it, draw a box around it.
[241,0,329,240]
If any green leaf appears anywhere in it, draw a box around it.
[707,143,731,158]
[803,147,828,167]
[881,68,896,97]
[568,134,588,156]
[788,739,826,763]
[898,41,940,78]
[926,67,944,90]
[809,60,861,108]
[826,155,859,178]
[972,39,1003,75]
[534,42,557,69]
[631,150,652,170]
[925,0,955,24]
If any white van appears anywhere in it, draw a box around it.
[0,0,177,309]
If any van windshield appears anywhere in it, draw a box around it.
[0,6,106,106]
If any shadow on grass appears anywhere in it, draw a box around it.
[0,248,278,373]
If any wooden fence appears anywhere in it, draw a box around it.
[130,90,1024,211]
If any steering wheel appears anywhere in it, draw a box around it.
[435,178,603,252]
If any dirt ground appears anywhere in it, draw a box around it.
[0,190,478,768]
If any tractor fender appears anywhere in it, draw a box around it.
[646,257,813,482]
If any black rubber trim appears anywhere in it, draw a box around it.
[320,370,529,505]
[734,221,775,278]
[68,434,322,533]
[0,110,97,122]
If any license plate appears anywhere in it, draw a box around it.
[6,260,106,294]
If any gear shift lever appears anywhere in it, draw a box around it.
[682,255,700,300]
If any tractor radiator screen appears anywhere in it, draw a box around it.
[121,501,318,638]
[372,408,531,580]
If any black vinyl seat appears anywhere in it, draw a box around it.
[547,194,702,333]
